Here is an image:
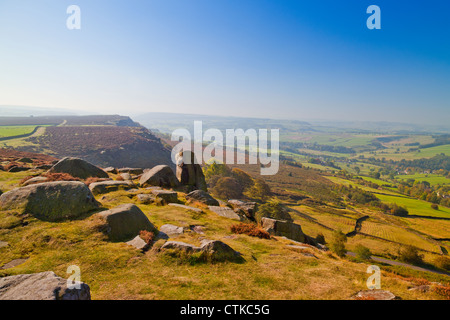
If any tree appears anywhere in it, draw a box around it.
[231,168,254,190]
[329,230,347,258]
[355,245,372,260]
[398,246,423,265]
[246,178,271,201]
[255,200,292,223]
[211,177,243,200]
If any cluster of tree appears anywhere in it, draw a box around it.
[283,141,356,154]
[308,158,340,169]
[255,200,292,223]
[397,180,450,207]
[203,162,271,201]
[419,134,450,149]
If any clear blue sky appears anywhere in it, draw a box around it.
[0,0,449,124]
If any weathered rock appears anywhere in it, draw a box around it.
[408,285,431,293]
[175,151,207,191]
[209,206,245,221]
[89,180,134,195]
[0,241,8,248]
[1,258,28,270]
[118,168,144,175]
[136,193,156,204]
[103,167,117,174]
[22,176,48,186]
[98,204,157,241]
[0,181,100,221]
[126,235,149,251]
[352,290,399,300]
[160,224,184,238]
[139,165,179,188]
[190,225,206,234]
[161,241,201,253]
[200,240,242,262]
[228,200,257,220]
[120,173,132,181]
[48,157,109,179]
[151,189,178,203]
[261,217,305,243]
[0,271,91,300]
[168,203,203,213]
[186,190,219,206]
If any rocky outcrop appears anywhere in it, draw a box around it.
[136,193,156,204]
[175,151,207,191]
[186,190,219,206]
[126,235,149,251]
[118,168,143,175]
[151,189,178,203]
[0,271,91,300]
[48,157,109,179]
[22,176,48,186]
[228,200,257,221]
[139,165,179,188]
[261,217,305,243]
[161,239,241,262]
[0,181,100,221]
[89,180,134,195]
[209,206,245,221]
[98,204,157,241]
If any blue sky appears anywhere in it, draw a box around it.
[0,0,449,124]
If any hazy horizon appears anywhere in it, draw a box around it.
[1,1,449,125]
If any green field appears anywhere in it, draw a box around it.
[0,126,38,138]
[396,174,450,186]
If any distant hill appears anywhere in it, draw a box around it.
[0,105,96,117]
[1,115,173,169]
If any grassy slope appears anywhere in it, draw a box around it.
[1,172,448,300]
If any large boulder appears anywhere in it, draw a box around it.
[48,157,109,179]
[151,189,178,203]
[89,180,134,195]
[261,217,305,243]
[200,240,242,262]
[209,206,245,221]
[0,271,91,300]
[98,204,157,241]
[228,200,257,221]
[139,165,179,188]
[352,290,399,300]
[186,190,219,206]
[175,151,207,191]
[0,181,100,221]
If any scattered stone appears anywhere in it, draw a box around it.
[48,157,109,179]
[352,290,399,300]
[139,165,179,188]
[261,218,305,243]
[0,181,100,221]
[151,189,178,203]
[168,203,203,213]
[408,285,431,293]
[175,151,207,191]
[186,190,219,206]
[126,235,149,251]
[287,244,310,250]
[127,188,139,193]
[0,271,91,300]
[200,239,242,262]
[120,173,132,181]
[89,180,134,195]
[136,193,156,204]
[22,176,48,186]
[209,206,245,221]
[161,241,201,253]
[0,241,8,248]
[103,167,117,174]
[118,168,144,175]
[1,258,28,270]
[160,224,184,238]
[190,225,206,234]
[98,204,157,241]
